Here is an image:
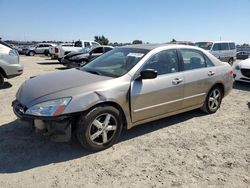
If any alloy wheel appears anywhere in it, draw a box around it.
[89,113,117,145]
[208,89,221,111]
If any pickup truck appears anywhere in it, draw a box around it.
[57,40,100,62]
[49,43,74,59]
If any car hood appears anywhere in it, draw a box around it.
[16,68,113,106]
[240,58,250,69]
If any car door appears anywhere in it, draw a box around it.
[178,49,216,108]
[130,49,184,123]
[35,44,43,53]
[220,43,230,62]
[210,43,220,59]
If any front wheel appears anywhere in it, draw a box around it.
[29,51,35,56]
[77,106,123,151]
[201,86,223,114]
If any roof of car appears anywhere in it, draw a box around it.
[119,43,198,50]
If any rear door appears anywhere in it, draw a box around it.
[178,49,216,108]
[130,49,184,123]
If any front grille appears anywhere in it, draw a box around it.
[241,69,250,78]
[241,77,250,81]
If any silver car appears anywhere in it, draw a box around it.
[0,41,23,87]
[13,44,234,151]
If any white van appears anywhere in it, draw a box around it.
[195,41,236,65]
[0,41,23,86]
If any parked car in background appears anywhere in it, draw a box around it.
[234,58,250,83]
[49,43,74,59]
[236,51,250,60]
[0,41,23,87]
[195,41,236,65]
[13,44,233,151]
[61,45,114,68]
[170,41,195,46]
[57,40,100,62]
[26,43,57,56]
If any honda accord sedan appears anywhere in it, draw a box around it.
[12,44,234,151]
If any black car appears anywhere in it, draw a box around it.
[61,46,114,68]
[236,51,250,60]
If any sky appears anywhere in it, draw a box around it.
[0,0,250,44]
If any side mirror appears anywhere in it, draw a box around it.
[140,69,157,79]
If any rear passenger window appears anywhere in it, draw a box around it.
[229,43,236,50]
[220,43,229,50]
[142,49,179,75]
[204,56,215,67]
[212,43,220,51]
[180,49,206,70]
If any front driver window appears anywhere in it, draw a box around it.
[142,49,179,75]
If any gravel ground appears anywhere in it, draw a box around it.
[0,56,249,187]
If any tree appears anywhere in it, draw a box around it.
[242,43,249,47]
[94,35,109,45]
[171,38,176,43]
[132,40,143,44]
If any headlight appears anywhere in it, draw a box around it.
[9,49,18,56]
[26,97,71,116]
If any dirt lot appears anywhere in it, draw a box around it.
[0,56,249,187]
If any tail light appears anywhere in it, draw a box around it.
[55,47,59,53]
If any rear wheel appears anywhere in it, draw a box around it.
[0,73,4,87]
[201,86,223,114]
[29,51,35,56]
[77,106,123,151]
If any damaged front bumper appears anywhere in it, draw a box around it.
[12,100,73,142]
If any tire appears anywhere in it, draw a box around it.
[44,50,49,56]
[79,60,87,67]
[201,86,223,114]
[228,58,234,66]
[77,106,123,151]
[0,73,4,87]
[58,58,62,63]
[29,51,35,56]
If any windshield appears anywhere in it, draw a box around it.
[195,42,213,50]
[0,41,13,49]
[81,48,149,78]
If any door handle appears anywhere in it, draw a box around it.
[172,78,183,85]
[208,71,215,76]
